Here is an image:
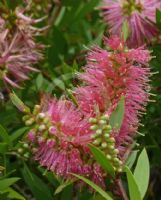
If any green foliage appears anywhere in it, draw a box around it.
[109,96,125,131]
[21,164,53,200]
[72,174,113,200]
[54,180,73,195]
[124,166,142,200]
[121,20,129,41]
[0,178,20,191]
[88,144,115,178]
[134,149,150,199]
[156,9,161,29]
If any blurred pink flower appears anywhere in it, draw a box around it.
[0,6,45,88]
[101,0,161,47]
[75,36,151,156]
[0,30,42,88]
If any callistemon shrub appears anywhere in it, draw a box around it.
[101,0,161,47]
[23,36,151,190]
[75,36,151,158]
[0,4,44,88]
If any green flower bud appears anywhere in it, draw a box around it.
[113,158,120,163]
[18,148,23,154]
[90,125,98,130]
[22,115,30,122]
[38,124,46,131]
[103,125,112,131]
[93,138,101,145]
[23,143,29,149]
[38,113,46,119]
[25,118,35,126]
[119,160,123,166]
[43,117,49,124]
[100,114,109,121]
[117,167,123,173]
[91,134,96,139]
[106,155,111,160]
[108,144,115,150]
[99,119,106,125]
[89,118,97,124]
[104,133,110,138]
[101,142,107,149]
[24,152,30,159]
[108,137,115,143]
[32,147,38,153]
[113,149,119,155]
[33,105,41,115]
[96,129,102,135]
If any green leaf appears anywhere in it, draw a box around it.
[10,127,28,143]
[88,144,115,177]
[60,183,73,200]
[0,178,20,191]
[36,74,44,91]
[134,149,150,199]
[10,92,30,113]
[0,125,10,144]
[156,9,161,29]
[110,96,125,131]
[124,166,142,200]
[126,150,138,169]
[53,78,66,90]
[122,20,129,41]
[48,26,68,66]
[72,174,113,200]
[2,187,25,200]
[92,194,106,200]
[21,164,53,200]
[66,89,78,106]
[55,180,73,195]
[0,143,8,154]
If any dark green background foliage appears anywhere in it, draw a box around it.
[0,0,161,199]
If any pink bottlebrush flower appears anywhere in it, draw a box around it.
[75,36,151,156]
[24,97,105,187]
[0,5,45,88]
[101,0,161,47]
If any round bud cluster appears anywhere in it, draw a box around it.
[17,142,31,160]
[89,114,123,173]
[22,104,56,150]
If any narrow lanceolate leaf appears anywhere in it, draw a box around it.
[89,144,115,178]
[124,166,142,200]
[0,143,8,154]
[122,20,129,41]
[156,9,161,29]
[0,125,10,144]
[9,92,30,113]
[10,127,29,143]
[54,180,74,195]
[71,174,113,200]
[134,149,150,199]
[22,164,53,200]
[0,178,20,191]
[110,96,125,131]
[2,187,25,200]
